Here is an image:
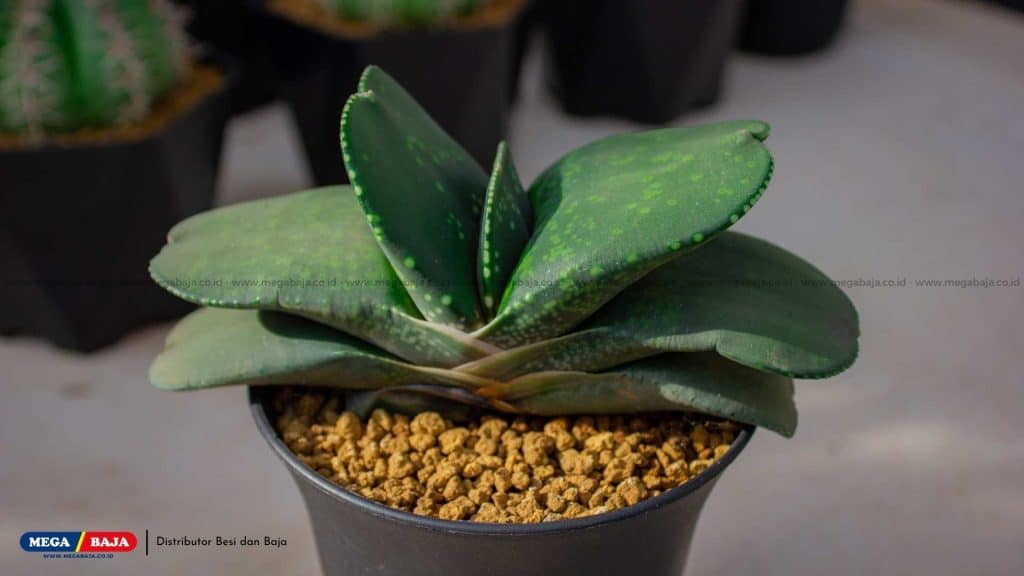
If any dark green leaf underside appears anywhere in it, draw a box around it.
[342,66,489,329]
[477,120,774,347]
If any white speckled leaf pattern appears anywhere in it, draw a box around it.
[459,232,859,380]
[478,142,532,317]
[150,308,491,391]
[342,66,489,329]
[149,187,494,367]
[475,121,774,347]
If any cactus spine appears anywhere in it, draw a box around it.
[0,0,191,135]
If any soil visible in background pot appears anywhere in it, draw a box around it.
[274,389,738,523]
[739,0,849,56]
[544,0,742,124]
[0,65,232,352]
[254,0,528,184]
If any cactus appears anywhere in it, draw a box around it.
[0,0,190,135]
[315,0,499,24]
[149,67,859,437]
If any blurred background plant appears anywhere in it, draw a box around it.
[0,0,191,135]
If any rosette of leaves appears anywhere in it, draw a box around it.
[149,66,858,437]
[0,0,190,135]
[314,0,498,24]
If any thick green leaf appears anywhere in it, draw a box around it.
[479,141,532,317]
[150,308,491,391]
[476,121,773,347]
[150,186,498,367]
[460,232,858,379]
[501,353,797,437]
[342,66,489,329]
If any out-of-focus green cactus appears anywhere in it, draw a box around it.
[0,0,191,135]
[316,0,498,24]
[149,67,860,438]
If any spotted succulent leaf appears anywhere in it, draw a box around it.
[475,121,773,347]
[151,67,860,439]
[479,141,532,316]
[342,66,489,329]
[459,232,858,380]
[149,186,498,367]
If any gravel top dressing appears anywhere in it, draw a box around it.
[275,391,737,523]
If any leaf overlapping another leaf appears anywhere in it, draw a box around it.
[342,66,489,329]
[459,232,858,380]
[475,121,773,347]
[149,67,860,438]
[149,186,498,367]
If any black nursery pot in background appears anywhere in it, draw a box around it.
[0,63,233,352]
[175,0,279,114]
[544,0,742,124]
[250,387,754,576]
[253,0,529,185]
[739,0,850,56]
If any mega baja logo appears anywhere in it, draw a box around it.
[20,531,137,557]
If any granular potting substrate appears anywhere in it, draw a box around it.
[275,391,737,523]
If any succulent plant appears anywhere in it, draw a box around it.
[0,0,190,135]
[149,66,859,437]
[315,0,498,24]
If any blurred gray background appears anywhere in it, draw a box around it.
[2,0,1022,573]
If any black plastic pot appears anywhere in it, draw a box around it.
[739,0,849,56]
[176,0,279,114]
[249,386,754,576]
[252,0,528,185]
[544,0,743,124]
[0,60,233,352]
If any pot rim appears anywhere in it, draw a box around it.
[249,385,754,536]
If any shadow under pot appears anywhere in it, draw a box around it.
[543,0,742,124]
[739,0,850,56]
[0,60,233,352]
[252,0,530,185]
[249,386,754,576]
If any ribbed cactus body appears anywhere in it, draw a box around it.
[318,0,497,24]
[0,0,190,135]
